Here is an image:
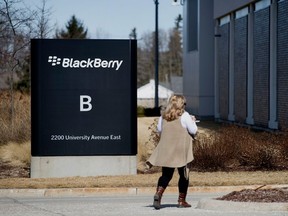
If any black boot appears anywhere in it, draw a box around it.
[153,186,165,210]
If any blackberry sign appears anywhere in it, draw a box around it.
[31,39,137,156]
[47,56,123,70]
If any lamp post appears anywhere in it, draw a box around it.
[154,0,159,108]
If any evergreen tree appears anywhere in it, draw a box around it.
[55,15,88,39]
[175,14,183,30]
[129,27,137,40]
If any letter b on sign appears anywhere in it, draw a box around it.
[80,95,92,112]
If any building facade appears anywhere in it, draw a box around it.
[183,0,288,130]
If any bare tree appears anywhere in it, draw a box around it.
[137,31,154,87]
[0,0,34,132]
[162,14,183,86]
[34,0,53,38]
[137,29,171,87]
[167,27,182,77]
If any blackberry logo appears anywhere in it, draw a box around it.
[47,56,123,70]
[48,56,61,66]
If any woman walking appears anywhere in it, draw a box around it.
[146,94,197,210]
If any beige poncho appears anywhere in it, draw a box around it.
[147,118,194,168]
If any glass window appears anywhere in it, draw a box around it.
[255,0,271,11]
[219,15,230,26]
[235,7,249,19]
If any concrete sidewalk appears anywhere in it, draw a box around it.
[0,185,288,213]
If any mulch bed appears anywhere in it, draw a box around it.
[0,162,29,179]
[217,187,288,203]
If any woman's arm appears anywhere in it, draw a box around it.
[157,116,163,133]
[181,112,198,135]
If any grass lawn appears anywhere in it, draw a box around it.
[0,171,287,189]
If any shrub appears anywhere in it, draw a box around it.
[146,120,288,172]
[191,130,239,171]
[146,118,160,148]
[0,141,31,167]
[0,91,31,145]
[137,106,145,117]
[236,131,287,170]
[200,125,286,171]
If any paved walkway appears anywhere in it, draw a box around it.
[0,186,288,215]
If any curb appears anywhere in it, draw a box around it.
[197,198,288,212]
[0,184,288,197]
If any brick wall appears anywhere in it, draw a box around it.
[277,0,288,129]
[215,1,288,130]
[234,16,248,123]
[253,8,270,127]
[217,24,229,119]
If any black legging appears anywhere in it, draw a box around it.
[157,166,189,194]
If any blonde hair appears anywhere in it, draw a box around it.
[162,94,186,121]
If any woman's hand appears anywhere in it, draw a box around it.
[191,115,196,122]
[191,115,200,123]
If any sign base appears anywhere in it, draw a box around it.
[30,156,137,178]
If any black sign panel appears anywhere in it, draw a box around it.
[31,39,137,156]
